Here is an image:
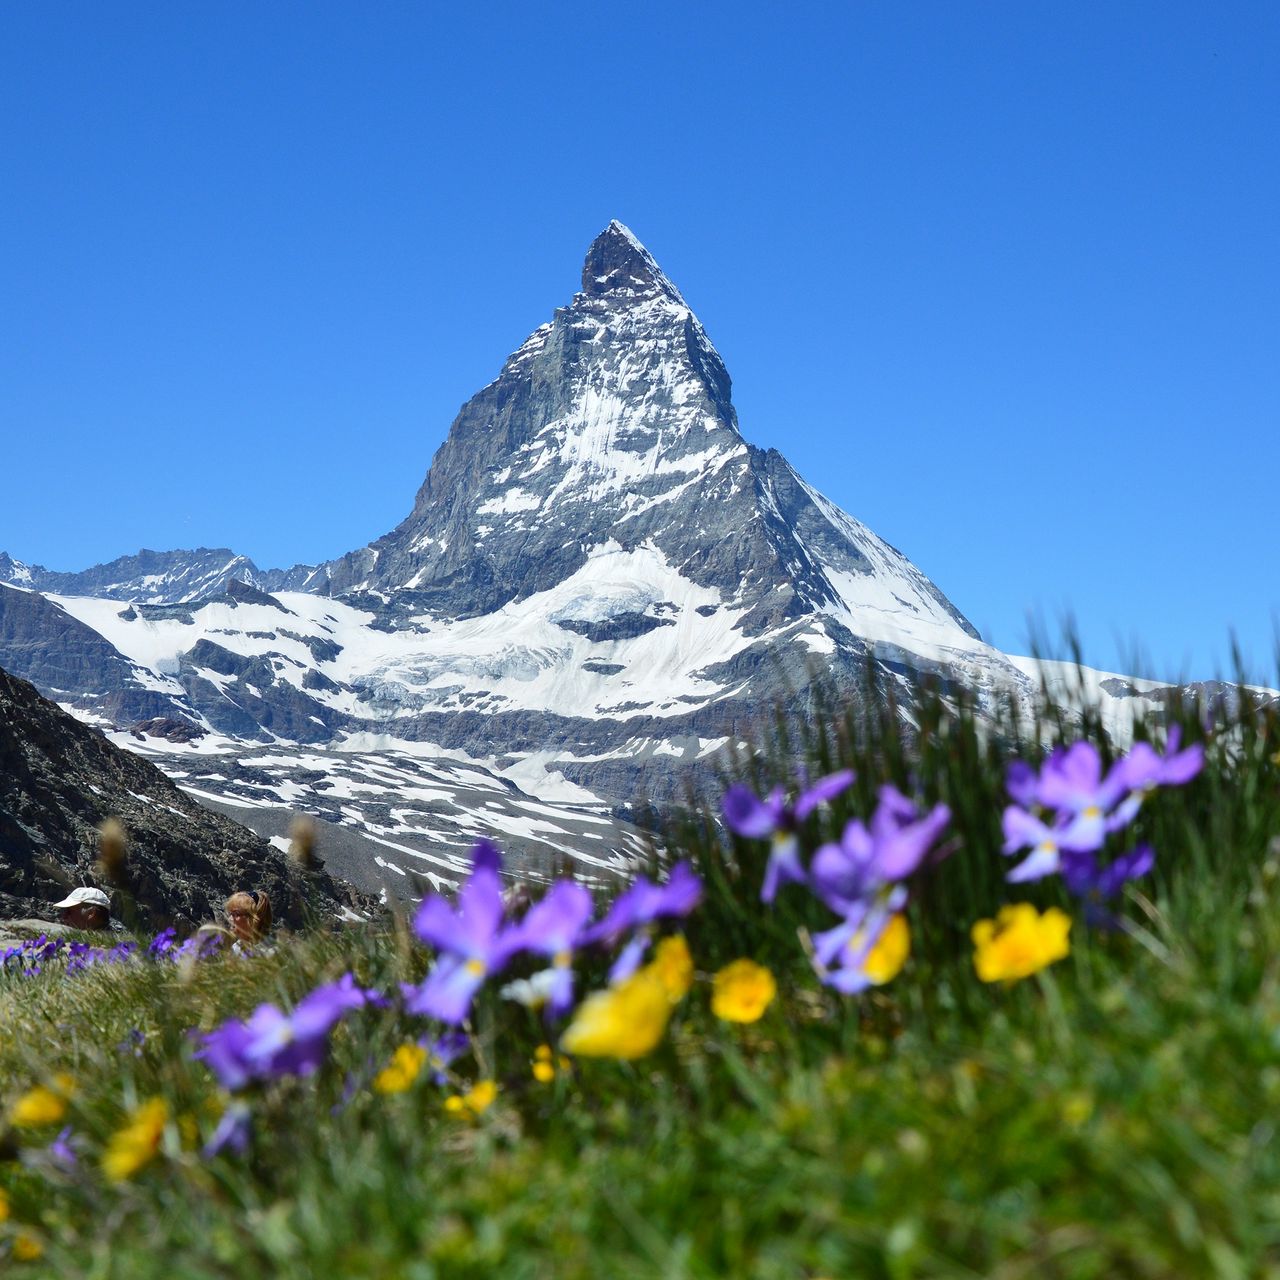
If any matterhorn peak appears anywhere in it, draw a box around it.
[581,220,686,304]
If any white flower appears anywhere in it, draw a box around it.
[499,968,560,1009]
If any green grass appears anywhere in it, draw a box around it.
[2,677,1279,1278]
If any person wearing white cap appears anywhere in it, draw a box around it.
[51,887,111,931]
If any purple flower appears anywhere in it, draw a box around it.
[246,974,371,1078]
[509,880,595,1016]
[1061,844,1156,903]
[607,933,652,984]
[469,837,503,874]
[584,861,702,947]
[203,1101,252,1158]
[198,974,371,1088]
[1001,744,1135,876]
[1005,759,1040,808]
[809,787,950,915]
[1034,742,1134,848]
[999,805,1095,883]
[63,940,135,973]
[405,845,524,1024]
[241,1007,324,1080]
[722,770,855,902]
[47,1126,78,1170]
[148,928,177,958]
[117,1028,146,1057]
[174,930,225,963]
[1003,732,1201,885]
[811,887,906,995]
[418,1030,470,1083]
[197,1019,258,1092]
[25,935,65,969]
[1118,726,1204,793]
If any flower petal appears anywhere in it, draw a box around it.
[722,785,782,839]
[403,955,486,1025]
[517,881,594,957]
[760,833,805,903]
[794,769,855,821]
[1006,845,1062,883]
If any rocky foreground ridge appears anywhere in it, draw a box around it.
[0,665,368,926]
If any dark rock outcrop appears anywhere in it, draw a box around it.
[129,717,207,744]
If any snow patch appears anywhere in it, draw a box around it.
[476,488,542,516]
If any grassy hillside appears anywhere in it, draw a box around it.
[1,676,1278,1278]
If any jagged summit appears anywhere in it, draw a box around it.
[317,218,745,608]
[581,220,686,304]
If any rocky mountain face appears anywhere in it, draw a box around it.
[290,224,981,654]
[0,665,368,927]
[0,583,189,725]
[0,221,1059,893]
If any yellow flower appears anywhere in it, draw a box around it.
[651,934,694,1003]
[443,1080,498,1117]
[861,914,911,985]
[711,959,777,1023]
[0,1187,9,1222]
[531,1043,572,1083]
[561,967,673,1059]
[9,1073,75,1129]
[373,1042,427,1095]
[971,904,1071,983]
[468,1080,498,1112]
[13,1234,43,1262]
[10,1086,67,1129]
[102,1097,169,1182]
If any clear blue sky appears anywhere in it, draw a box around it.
[2,3,1277,683]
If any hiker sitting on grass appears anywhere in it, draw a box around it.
[52,887,111,931]
[224,891,273,955]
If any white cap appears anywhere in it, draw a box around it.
[52,887,111,911]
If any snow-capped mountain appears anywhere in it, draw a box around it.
[2,221,1054,891]
[317,221,978,637]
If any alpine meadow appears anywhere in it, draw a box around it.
[3,6,1280,1277]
